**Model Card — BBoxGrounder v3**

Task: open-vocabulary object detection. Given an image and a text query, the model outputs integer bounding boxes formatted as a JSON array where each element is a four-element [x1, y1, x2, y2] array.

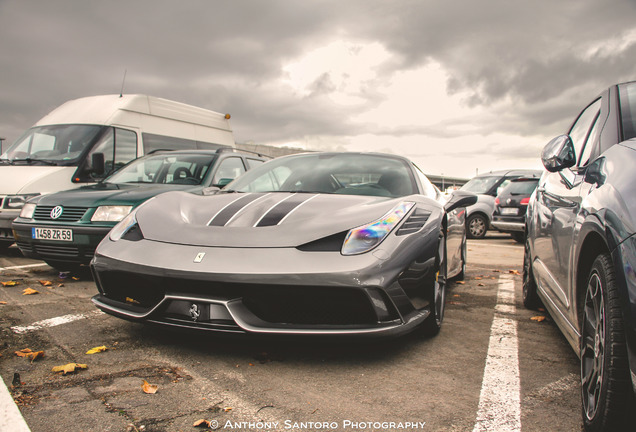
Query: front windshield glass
[[227, 153, 420, 198], [460, 175, 500, 194], [106, 153, 217, 185], [1, 125, 104, 164]]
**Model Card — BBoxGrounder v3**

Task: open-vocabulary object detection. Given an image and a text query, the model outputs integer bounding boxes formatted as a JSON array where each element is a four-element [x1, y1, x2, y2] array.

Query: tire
[[466, 214, 488, 239], [580, 253, 632, 431], [420, 230, 447, 336], [522, 238, 542, 310], [511, 231, 525, 243]]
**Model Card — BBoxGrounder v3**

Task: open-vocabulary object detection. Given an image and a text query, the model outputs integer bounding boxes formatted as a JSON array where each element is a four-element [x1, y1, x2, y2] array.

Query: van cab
[[0, 94, 235, 248]]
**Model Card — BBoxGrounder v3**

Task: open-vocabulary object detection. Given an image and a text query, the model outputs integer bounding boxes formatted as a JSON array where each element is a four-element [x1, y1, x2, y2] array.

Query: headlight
[[342, 202, 415, 255], [20, 203, 36, 219], [4, 194, 40, 210], [109, 208, 139, 241], [91, 205, 133, 222]]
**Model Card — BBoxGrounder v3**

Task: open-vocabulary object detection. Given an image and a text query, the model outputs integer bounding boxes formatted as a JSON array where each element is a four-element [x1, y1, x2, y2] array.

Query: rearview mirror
[[91, 153, 105, 176], [444, 190, 477, 213], [541, 135, 576, 172]]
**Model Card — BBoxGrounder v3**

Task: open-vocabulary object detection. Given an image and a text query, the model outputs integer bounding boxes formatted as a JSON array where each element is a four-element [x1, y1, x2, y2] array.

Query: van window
[[114, 129, 138, 170], [142, 133, 228, 153]]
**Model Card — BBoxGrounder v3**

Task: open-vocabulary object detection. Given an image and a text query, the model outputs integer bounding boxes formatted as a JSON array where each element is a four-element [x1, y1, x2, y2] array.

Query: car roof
[[473, 169, 542, 178]]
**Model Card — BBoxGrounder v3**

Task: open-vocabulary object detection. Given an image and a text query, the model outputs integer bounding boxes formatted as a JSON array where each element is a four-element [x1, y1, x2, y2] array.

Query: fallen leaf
[[455, 281, 465, 285], [531, 316, 546, 322], [474, 277, 482, 280], [52, 363, 88, 375], [193, 419, 211, 428], [15, 348, 34, 357], [0, 301, 7, 305], [57, 283, 64, 288], [509, 270, 521, 275], [223, 407, 233, 412], [72, 277, 80, 281], [86, 345, 108, 355], [141, 380, 158, 394], [14, 349, 45, 363], [125, 297, 140, 305], [492, 269, 501, 273], [1, 281, 19, 287], [478, 283, 485, 286], [453, 294, 460, 298], [38, 280, 52, 286], [22, 288, 39, 295]]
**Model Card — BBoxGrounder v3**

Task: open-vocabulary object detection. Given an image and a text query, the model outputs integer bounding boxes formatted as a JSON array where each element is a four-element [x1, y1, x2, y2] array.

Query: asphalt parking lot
[[0, 233, 581, 432]]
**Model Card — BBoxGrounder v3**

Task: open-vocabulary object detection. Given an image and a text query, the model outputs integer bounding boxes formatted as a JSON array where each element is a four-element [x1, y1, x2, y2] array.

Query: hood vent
[[396, 209, 431, 236]]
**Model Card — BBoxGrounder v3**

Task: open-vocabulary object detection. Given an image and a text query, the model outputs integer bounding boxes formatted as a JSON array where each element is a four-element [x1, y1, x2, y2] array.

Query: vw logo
[[50, 206, 64, 220]]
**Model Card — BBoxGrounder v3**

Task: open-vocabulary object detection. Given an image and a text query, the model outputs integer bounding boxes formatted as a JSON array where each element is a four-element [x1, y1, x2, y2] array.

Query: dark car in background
[[523, 81, 636, 431], [491, 175, 540, 243], [459, 169, 542, 239], [12, 148, 267, 270]]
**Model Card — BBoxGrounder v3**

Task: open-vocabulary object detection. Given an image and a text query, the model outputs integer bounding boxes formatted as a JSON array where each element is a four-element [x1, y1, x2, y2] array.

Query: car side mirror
[[584, 157, 606, 186], [541, 135, 576, 172], [91, 153, 105, 176], [444, 190, 478, 213], [214, 178, 233, 187]]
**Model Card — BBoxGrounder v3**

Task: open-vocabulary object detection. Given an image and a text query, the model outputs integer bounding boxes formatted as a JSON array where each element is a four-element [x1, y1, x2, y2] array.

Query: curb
[[0, 375, 31, 432]]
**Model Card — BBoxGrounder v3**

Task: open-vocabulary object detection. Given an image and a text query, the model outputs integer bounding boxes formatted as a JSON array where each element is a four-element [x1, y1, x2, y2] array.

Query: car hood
[[35, 183, 203, 207], [135, 191, 437, 248]]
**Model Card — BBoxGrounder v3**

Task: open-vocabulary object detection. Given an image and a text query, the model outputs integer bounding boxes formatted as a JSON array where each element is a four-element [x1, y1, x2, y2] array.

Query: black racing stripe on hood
[[256, 194, 317, 227], [208, 194, 263, 226]]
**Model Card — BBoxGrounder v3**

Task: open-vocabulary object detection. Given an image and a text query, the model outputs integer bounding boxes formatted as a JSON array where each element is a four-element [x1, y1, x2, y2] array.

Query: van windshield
[[0, 125, 104, 165]]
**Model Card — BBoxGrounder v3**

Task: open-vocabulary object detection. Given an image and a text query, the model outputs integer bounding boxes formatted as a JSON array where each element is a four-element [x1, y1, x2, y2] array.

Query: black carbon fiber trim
[[208, 194, 263, 226], [256, 194, 315, 227]]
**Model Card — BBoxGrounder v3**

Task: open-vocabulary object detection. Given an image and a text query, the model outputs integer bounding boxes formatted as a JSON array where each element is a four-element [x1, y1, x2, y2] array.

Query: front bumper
[[90, 237, 436, 337], [12, 221, 111, 264], [0, 208, 19, 243]]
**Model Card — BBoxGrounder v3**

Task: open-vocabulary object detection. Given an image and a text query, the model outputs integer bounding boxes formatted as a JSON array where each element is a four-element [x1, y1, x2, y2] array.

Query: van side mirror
[[91, 153, 105, 176], [541, 135, 576, 172], [444, 190, 478, 213]]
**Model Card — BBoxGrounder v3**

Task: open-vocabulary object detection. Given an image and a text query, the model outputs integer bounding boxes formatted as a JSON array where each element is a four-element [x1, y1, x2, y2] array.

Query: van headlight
[[91, 206, 133, 222], [4, 194, 40, 210], [342, 202, 415, 255]]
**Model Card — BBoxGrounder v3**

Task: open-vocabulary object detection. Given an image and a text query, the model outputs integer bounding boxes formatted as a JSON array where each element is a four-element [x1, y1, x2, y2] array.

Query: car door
[[533, 98, 602, 313]]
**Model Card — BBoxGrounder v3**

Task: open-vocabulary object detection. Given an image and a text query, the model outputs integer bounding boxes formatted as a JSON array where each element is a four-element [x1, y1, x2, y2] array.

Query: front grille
[[34, 206, 88, 222], [97, 270, 380, 325], [34, 244, 79, 257]]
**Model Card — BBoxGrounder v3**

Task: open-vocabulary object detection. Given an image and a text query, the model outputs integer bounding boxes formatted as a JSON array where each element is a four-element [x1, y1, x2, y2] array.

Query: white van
[[0, 94, 235, 247]]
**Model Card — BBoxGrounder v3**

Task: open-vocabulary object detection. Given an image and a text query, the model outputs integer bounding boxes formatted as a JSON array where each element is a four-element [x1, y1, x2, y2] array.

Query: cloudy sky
[[1, 1, 635, 178]]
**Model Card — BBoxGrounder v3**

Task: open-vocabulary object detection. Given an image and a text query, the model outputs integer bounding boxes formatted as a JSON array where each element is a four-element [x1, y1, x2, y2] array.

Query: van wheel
[[580, 254, 632, 431]]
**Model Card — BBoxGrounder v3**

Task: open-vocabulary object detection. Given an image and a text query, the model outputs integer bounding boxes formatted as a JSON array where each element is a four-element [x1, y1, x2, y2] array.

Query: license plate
[[32, 227, 73, 241], [500, 207, 519, 215]]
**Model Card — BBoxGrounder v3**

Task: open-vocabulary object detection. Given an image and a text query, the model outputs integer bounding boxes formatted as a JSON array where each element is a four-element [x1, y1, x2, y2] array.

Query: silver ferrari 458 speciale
[[90, 152, 476, 338]]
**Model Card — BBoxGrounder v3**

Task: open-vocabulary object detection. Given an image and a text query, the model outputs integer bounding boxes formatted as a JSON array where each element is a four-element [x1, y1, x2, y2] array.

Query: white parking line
[[473, 274, 521, 432], [0, 263, 49, 272], [10, 310, 104, 334], [0, 375, 31, 432]]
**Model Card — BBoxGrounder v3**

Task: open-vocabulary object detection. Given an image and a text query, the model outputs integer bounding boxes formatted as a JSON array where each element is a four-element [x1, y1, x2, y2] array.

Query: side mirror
[[541, 135, 576, 172], [444, 190, 478, 213], [584, 157, 606, 186], [214, 178, 233, 187], [91, 153, 105, 176]]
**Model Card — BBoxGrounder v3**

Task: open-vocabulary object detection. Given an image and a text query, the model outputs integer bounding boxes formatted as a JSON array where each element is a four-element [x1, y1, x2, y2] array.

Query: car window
[[569, 98, 601, 166], [246, 158, 265, 169], [496, 179, 512, 196], [213, 157, 246, 185], [107, 153, 216, 185], [501, 179, 539, 195], [618, 82, 636, 141], [460, 175, 500, 194]]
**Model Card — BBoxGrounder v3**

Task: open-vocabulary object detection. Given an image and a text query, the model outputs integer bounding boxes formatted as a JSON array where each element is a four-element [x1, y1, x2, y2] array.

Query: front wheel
[[420, 231, 447, 336], [466, 214, 488, 239], [580, 253, 632, 431]]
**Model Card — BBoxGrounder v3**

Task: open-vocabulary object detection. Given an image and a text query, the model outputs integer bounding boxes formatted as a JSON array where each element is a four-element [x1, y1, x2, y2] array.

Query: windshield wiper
[[11, 158, 58, 166]]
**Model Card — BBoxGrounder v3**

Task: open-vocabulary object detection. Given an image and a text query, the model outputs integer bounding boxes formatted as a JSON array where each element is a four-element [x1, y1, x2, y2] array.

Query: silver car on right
[[524, 81, 636, 431]]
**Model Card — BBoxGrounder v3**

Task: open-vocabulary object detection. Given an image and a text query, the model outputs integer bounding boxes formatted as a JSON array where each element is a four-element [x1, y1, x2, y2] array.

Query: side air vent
[[296, 231, 348, 252], [396, 209, 431, 236]]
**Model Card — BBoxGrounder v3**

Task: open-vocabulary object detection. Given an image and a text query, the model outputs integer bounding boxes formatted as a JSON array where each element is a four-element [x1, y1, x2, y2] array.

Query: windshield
[[1, 125, 104, 164], [500, 179, 539, 195], [460, 175, 500, 194], [106, 153, 217, 185], [226, 153, 419, 198]]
